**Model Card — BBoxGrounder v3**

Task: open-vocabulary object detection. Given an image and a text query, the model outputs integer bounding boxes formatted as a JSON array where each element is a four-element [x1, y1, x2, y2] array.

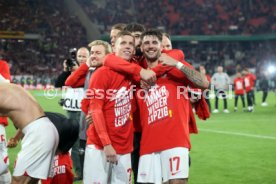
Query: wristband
[[176, 62, 184, 70]]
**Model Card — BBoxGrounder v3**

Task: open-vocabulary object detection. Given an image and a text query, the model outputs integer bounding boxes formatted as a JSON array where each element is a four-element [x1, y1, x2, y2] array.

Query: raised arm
[[65, 63, 89, 87], [151, 49, 185, 77], [159, 53, 209, 89], [103, 54, 156, 83]]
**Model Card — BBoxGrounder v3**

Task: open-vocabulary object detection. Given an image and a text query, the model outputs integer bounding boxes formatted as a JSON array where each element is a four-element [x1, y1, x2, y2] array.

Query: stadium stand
[[77, 0, 275, 35], [0, 0, 87, 84]]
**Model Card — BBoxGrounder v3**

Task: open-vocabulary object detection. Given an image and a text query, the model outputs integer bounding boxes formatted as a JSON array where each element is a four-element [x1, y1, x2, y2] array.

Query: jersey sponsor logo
[[145, 85, 169, 124]]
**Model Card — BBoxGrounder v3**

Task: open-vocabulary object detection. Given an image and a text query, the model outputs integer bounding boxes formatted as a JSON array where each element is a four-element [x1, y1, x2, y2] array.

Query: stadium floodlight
[[267, 65, 276, 74]]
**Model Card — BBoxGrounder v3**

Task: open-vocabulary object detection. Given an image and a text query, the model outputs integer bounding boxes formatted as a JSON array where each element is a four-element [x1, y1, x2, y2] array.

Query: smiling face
[[90, 45, 106, 62], [141, 35, 162, 62], [114, 34, 135, 61]]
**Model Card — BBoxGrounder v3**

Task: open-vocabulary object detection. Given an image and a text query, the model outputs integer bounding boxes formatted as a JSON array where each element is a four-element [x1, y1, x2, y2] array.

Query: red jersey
[[0, 60, 11, 126], [136, 54, 196, 155], [41, 152, 73, 184], [234, 77, 245, 95], [244, 73, 255, 92], [137, 77, 191, 156], [0, 60, 11, 81], [86, 62, 134, 154], [249, 72, 256, 84]]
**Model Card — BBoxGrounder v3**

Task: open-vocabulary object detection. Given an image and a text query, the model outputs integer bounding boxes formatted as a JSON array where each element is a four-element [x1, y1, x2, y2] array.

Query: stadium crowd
[[78, 0, 276, 35], [0, 0, 87, 79]]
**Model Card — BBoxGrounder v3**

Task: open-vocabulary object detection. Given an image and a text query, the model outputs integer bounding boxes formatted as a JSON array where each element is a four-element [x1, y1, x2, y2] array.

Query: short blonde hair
[[111, 23, 127, 31], [88, 40, 112, 54]]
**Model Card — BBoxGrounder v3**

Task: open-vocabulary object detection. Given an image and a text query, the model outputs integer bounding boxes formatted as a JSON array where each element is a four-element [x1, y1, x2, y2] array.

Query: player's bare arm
[[7, 129, 24, 148], [159, 53, 209, 89], [179, 65, 209, 89]]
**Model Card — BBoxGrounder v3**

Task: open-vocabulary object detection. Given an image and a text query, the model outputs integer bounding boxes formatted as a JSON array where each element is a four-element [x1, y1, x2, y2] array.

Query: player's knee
[[11, 175, 39, 184], [169, 178, 188, 184]]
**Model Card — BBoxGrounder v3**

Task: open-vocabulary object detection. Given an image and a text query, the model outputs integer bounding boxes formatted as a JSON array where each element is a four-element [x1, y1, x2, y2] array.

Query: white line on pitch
[[199, 128, 276, 140]]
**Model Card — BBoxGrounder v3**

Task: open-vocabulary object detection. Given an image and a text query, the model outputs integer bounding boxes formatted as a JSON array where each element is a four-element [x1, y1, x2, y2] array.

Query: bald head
[[77, 47, 89, 65]]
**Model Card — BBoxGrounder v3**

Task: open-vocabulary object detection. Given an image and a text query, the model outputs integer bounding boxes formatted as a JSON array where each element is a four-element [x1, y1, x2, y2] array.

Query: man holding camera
[[55, 47, 89, 181]]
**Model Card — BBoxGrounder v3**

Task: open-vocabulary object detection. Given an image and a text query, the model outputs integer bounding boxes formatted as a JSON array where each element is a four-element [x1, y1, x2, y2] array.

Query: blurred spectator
[[259, 72, 269, 106], [211, 66, 231, 113], [242, 68, 256, 112], [233, 71, 246, 112]]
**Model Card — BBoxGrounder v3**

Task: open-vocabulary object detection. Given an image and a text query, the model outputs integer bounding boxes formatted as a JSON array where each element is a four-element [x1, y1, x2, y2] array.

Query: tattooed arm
[[159, 53, 209, 89]]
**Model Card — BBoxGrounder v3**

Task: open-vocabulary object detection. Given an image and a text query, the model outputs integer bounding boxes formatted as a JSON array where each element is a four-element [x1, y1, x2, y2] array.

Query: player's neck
[[146, 59, 158, 69]]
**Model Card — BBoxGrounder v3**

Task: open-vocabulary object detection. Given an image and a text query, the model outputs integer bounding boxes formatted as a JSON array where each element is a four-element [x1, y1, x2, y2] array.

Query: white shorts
[[83, 145, 132, 184], [13, 117, 59, 180], [138, 147, 189, 183], [0, 124, 9, 174]]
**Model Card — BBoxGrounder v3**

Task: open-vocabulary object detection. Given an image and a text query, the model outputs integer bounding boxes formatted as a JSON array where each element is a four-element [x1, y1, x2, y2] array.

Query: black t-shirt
[[45, 112, 79, 153]]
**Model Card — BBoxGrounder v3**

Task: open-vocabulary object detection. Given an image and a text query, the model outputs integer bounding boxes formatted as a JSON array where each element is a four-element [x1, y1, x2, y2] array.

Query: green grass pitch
[[6, 90, 276, 184]]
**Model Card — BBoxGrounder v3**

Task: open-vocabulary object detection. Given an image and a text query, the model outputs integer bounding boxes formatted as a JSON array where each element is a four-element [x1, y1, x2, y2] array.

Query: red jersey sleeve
[[188, 103, 198, 134], [103, 54, 142, 82], [0, 60, 10, 126], [81, 98, 89, 114], [0, 60, 11, 81], [152, 49, 185, 77], [150, 50, 196, 87], [193, 97, 210, 120], [65, 63, 89, 87], [88, 68, 111, 146]]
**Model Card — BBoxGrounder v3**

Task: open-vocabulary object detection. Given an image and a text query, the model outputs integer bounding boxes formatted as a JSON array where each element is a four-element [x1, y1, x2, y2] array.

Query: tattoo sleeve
[[179, 65, 209, 89]]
